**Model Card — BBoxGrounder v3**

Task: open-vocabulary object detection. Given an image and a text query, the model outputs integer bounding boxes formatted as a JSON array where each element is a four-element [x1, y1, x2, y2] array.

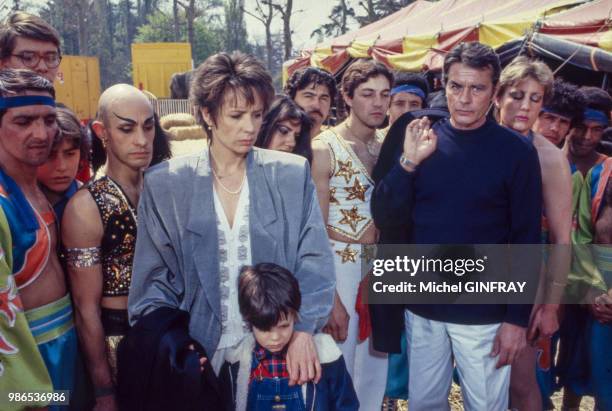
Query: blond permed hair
[[496, 56, 554, 104]]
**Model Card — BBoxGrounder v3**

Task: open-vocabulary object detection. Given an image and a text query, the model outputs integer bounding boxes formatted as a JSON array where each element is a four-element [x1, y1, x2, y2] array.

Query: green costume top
[[0, 207, 53, 409]]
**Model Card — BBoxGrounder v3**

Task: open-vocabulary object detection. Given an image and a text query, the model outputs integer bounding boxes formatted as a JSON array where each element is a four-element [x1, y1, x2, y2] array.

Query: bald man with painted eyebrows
[[62, 84, 170, 411]]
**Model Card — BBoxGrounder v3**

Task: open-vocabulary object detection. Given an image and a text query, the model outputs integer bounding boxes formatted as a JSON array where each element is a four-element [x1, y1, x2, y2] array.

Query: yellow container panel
[[131, 43, 192, 98], [54, 56, 101, 120]]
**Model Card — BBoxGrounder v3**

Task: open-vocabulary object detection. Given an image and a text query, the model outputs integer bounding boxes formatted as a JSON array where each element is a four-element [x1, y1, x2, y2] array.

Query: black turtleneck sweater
[[372, 118, 542, 326]]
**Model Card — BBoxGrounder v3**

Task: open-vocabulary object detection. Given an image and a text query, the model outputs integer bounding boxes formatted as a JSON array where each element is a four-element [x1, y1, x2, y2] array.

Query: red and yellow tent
[[284, 0, 612, 80]]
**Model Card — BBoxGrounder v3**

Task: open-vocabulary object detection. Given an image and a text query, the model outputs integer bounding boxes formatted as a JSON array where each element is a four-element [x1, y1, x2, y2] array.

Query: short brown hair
[[0, 12, 61, 60], [496, 56, 554, 103], [238, 263, 301, 331], [189, 51, 275, 139], [341, 59, 393, 99]]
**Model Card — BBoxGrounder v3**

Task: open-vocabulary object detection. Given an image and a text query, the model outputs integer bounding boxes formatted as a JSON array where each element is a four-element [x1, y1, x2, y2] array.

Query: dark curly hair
[[541, 79, 585, 127], [255, 95, 313, 163], [579, 86, 612, 121], [284, 66, 337, 102]]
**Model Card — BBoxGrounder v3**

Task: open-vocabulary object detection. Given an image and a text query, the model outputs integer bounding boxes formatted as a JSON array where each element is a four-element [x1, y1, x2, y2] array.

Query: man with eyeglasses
[[0, 12, 62, 83]]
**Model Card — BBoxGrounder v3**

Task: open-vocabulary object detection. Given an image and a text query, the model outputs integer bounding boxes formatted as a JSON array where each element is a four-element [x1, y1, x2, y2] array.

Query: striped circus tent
[[284, 0, 612, 80]]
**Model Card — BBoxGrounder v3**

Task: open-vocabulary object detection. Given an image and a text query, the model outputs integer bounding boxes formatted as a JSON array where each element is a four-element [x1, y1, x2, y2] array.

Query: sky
[[17, 0, 359, 53], [243, 0, 359, 51]]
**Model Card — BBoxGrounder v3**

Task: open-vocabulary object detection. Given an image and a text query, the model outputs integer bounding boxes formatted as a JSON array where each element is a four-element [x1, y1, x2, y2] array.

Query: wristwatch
[[399, 153, 417, 170]]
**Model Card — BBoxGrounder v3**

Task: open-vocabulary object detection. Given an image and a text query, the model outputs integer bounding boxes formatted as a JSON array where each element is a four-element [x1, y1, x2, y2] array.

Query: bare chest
[[343, 140, 378, 176]]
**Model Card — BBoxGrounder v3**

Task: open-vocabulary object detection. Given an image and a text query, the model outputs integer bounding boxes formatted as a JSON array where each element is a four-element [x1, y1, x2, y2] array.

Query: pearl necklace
[[211, 166, 246, 195]]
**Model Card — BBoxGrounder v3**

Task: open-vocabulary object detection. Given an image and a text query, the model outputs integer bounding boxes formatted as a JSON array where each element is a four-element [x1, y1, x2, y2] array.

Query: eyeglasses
[[11, 51, 62, 69]]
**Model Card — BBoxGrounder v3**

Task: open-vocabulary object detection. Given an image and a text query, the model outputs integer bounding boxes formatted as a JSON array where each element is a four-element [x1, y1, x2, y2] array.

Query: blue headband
[[583, 108, 609, 126], [0, 95, 56, 109], [540, 106, 571, 121], [390, 84, 426, 100]]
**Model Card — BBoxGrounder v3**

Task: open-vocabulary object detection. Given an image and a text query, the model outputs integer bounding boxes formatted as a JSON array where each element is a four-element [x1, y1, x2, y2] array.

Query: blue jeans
[[247, 376, 305, 411]]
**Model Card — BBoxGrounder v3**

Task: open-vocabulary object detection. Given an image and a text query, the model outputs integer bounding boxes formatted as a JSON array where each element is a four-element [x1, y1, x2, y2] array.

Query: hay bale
[[160, 113, 197, 130], [166, 125, 206, 141]]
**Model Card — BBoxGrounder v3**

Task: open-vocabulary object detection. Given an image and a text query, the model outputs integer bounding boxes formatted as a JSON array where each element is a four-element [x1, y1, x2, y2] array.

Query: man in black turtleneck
[[372, 42, 542, 411]]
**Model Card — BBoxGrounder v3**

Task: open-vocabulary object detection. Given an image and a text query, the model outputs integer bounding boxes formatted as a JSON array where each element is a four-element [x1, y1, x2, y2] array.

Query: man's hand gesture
[[401, 117, 438, 171]]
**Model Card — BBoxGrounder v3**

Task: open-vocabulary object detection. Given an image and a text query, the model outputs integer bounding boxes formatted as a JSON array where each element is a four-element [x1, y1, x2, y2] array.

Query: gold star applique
[[338, 206, 367, 233], [329, 187, 340, 205], [335, 243, 359, 264], [335, 160, 359, 184], [344, 179, 370, 202]]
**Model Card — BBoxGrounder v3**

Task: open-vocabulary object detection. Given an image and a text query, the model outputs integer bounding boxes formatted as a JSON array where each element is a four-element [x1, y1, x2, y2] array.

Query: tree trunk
[[77, 0, 89, 54], [187, 0, 195, 50], [341, 0, 348, 33], [282, 0, 292, 60], [125, 0, 134, 44], [173, 0, 180, 41]]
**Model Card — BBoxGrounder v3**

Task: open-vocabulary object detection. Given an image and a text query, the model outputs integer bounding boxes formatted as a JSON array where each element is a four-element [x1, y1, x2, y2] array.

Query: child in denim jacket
[[219, 263, 358, 411]]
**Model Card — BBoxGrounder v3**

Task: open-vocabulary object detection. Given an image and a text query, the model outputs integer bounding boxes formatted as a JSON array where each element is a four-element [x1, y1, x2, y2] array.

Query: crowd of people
[[0, 10, 610, 411]]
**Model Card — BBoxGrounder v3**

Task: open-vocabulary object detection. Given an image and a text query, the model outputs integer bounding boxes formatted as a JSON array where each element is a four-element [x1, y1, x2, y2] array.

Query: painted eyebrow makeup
[[112, 112, 154, 124]]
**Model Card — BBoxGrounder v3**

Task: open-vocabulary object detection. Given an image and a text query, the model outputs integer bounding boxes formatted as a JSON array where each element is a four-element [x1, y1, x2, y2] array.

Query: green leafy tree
[[224, 0, 249, 52], [135, 10, 223, 66]]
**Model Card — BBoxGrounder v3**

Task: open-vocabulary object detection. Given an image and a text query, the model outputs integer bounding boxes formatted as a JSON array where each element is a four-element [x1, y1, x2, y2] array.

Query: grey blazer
[[128, 147, 336, 355]]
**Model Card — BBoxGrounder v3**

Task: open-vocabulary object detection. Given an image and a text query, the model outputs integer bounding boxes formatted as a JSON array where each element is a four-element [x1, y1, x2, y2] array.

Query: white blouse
[[214, 178, 252, 350]]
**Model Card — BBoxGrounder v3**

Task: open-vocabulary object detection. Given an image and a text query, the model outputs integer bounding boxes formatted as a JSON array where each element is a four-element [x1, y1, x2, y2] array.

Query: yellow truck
[[131, 42, 193, 98], [54, 55, 101, 120]]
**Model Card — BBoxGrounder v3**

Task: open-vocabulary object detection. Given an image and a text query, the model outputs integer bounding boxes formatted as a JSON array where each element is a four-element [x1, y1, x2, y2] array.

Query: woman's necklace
[[211, 167, 246, 195]]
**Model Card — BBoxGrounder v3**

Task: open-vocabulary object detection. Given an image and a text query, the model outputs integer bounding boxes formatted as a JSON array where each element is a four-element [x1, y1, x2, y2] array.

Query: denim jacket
[[219, 333, 359, 411]]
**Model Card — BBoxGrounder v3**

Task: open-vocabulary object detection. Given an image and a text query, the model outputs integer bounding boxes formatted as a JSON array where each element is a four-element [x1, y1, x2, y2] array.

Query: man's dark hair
[[579, 86, 612, 121], [0, 12, 61, 60], [238, 263, 301, 331], [0, 68, 55, 124], [341, 59, 394, 98], [189, 51, 275, 140], [443, 42, 501, 87], [393, 72, 429, 100], [284, 66, 337, 102], [542, 79, 585, 127]]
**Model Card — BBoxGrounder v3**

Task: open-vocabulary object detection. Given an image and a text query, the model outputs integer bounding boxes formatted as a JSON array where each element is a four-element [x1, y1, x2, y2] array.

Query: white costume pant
[[332, 240, 388, 411], [405, 310, 510, 411]]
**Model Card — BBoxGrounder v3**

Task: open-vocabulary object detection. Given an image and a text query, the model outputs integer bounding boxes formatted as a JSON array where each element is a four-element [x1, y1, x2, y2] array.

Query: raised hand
[[401, 117, 438, 170]]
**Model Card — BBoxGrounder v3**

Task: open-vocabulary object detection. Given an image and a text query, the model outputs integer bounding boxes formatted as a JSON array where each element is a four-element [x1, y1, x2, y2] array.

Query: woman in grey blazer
[[128, 51, 336, 386]]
